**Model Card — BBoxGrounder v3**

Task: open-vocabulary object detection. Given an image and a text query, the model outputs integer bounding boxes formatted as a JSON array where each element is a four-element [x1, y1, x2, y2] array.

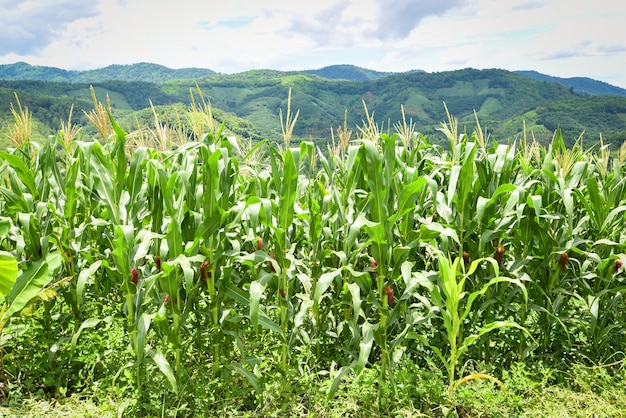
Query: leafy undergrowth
[[1, 358, 624, 417]]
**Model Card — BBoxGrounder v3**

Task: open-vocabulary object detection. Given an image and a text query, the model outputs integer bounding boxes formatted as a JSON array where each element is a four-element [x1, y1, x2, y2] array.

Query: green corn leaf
[[461, 275, 528, 323], [127, 147, 147, 206], [107, 110, 128, 199], [361, 140, 387, 223], [168, 255, 195, 291], [347, 282, 362, 325], [347, 213, 373, 253], [112, 225, 134, 279], [137, 312, 155, 366], [90, 143, 119, 224], [419, 223, 460, 246], [0, 251, 18, 297], [146, 347, 178, 393], [258, 313, 283, 338], [63, 159, 80, 222], [327, 364, 353, 399], [249, 280, 265, 329], [70, 316, 109, 354], [279, 147, 301, 233], [447, 165, 461, 207], [226, 283, 249, 306], [389, 177, 427, 224], [601, 205, 626, 233], [0, 151, 37, 197], [76, 260, 102, 306], [458, 320, 530, 357], [313, 269, 342, 312], [356, 321, 377, 373], [228, 364, 259, 393], [0, 186, 30, 214], [2, 259, 50, 323]]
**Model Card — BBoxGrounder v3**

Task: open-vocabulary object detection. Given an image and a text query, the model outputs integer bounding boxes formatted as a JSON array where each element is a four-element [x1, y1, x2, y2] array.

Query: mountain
[[2, 62, 625, 96], [1, 64, 626, 150], [174, 67, 599, 143], [514, 70, 626, 97], [0, 62, 216, 83], [302, 65, 395, 81]]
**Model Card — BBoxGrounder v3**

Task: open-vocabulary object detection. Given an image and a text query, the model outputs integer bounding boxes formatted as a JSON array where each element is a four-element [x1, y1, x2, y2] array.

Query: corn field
[[0, 97, 625, 412]]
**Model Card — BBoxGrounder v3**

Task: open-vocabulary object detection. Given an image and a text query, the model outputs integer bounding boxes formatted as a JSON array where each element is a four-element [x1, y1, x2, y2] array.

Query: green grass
[[2, 360, 624, 417]]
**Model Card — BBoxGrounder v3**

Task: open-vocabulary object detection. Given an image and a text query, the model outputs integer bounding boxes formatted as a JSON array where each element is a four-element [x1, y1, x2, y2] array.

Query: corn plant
[[415, 251, 530, 396], [1, 93, 626, 414]]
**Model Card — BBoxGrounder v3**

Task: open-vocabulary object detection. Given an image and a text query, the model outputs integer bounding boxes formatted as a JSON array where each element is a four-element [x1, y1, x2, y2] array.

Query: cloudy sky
[[1, 0, 625, 87]]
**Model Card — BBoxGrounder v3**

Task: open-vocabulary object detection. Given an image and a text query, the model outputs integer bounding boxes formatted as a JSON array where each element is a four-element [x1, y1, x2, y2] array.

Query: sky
[[1, 0, 625, 88]]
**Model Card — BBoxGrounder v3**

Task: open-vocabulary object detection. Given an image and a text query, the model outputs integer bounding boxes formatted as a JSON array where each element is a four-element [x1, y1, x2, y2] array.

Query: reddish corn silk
[[462, 251, 470, 266], [155, 256, 161, 271], [614, 259, 623, 274], [164, 294, 171, 304], [200, 260, 210, 286], [268, 253, 276, 272], [279, 288, 286, 298], [371, 259, 378, 270], [495, 246, 505, 269], [131, 268, 139, 285], [384, 285, 394, 305], [257, 237, 264, 251], [559, 252, 569, 271]]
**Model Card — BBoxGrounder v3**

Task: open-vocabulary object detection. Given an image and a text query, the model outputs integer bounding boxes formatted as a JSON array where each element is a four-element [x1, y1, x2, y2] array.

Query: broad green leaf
[[76, 260, 102, 306], [127, 147, 147, 206], [361, 141, 387, 223], [249, 280, 265, 329], [137, 312, 155, 366], [228, 364, 259, 393], [258, 313, 283, 338], [112, 225, 134, 278], [0, 151, 37, 197], [327, 365, 353, 398], [70, 317, 108, 353], [356, 321, 377, 373], [64, 158, 80, 222], [90, 144, 119, 224], [0, 251, 18, 297], [226, 283, 249, 306], [458, 320, 530, 357], [313, 269, 342, 308], [461, 275, 528, 323], [420, 223, 460, 245], [2, 259, 50, 322], [146, 347, 178, 393], [347, 282, 362, 324], [0, 186, 30, 213], [347, 213, 374, 252]]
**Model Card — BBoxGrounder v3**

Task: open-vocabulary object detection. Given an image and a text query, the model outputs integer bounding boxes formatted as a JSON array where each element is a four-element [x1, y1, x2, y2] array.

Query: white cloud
[[0, 0, 625, 87], [0, 0, 100, 54]]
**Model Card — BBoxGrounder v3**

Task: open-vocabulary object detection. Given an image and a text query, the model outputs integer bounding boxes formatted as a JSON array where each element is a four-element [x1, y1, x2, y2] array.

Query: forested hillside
[[0, 62, 215, 83], [1, 64, 626, 149]]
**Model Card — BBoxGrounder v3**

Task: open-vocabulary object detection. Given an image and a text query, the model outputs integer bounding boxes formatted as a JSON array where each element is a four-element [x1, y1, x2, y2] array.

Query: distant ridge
[[514, 70, 626, 97], [2, 64, 626, 150], [302, 64, 395, 81], [0, 62, 216, 83], [1, 62, 625, 97]]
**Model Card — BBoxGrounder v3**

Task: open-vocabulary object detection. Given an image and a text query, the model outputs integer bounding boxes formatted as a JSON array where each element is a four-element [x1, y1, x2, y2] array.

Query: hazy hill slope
[[1, 65, 626, 149], [514, 70, 626, 97], [302, 65, 394, 81], [0, 62, 215, 83], [162, 67, 583, 142]]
